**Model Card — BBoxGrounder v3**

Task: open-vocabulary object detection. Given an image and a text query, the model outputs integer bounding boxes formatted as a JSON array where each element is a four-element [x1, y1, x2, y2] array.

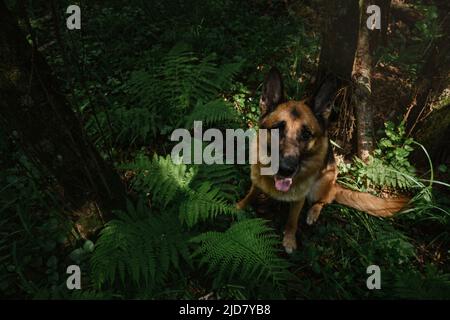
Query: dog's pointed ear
[[260, 67, 285, 117], [309, 78, 338, 124]]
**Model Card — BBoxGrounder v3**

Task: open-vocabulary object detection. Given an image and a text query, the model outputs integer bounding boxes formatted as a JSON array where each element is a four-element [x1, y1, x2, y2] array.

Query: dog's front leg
[[236, 184, 260, 210], [283, 198, 305, 253]]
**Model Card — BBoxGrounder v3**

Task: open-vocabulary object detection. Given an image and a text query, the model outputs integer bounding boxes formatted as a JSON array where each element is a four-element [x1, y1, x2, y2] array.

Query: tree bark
[[313, 0, 360, 151], [315, 0, 360, 87], [353, 0, 376, 162], [0, 2, 126, 218]]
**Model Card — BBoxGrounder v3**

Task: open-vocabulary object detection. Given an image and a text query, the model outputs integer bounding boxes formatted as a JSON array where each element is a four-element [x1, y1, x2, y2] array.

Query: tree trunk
[[313, 0, 360, 151], [315, 0, 360, 87], [0, 2, 126, 218], [353, 0, 375, 162], [405, 0, 450, 135]]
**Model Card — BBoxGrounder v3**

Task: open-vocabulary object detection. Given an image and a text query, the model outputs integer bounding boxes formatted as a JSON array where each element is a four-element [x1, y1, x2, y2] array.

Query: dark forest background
[[0, 0, 449, 299]]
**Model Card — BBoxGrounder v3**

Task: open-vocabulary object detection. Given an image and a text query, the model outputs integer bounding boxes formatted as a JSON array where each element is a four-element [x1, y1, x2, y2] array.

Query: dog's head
[[259, 67, 337, 192]]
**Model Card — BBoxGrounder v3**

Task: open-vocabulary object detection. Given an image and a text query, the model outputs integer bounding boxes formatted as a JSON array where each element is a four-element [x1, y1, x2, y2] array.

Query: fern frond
[[354, 156, 416, 191], [191, 163, 243, 201], [122, 154, 194, 207], [184, 99, 239, 128], [122, 154, 239, 227], [190, 219, 292, 287], [91, 200, 191, 289], [179, 182, 239, 227], [118, 43, 243, 142]]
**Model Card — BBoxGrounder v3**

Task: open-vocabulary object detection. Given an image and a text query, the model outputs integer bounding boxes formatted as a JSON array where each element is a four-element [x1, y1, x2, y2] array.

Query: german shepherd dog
[[237, 68, 408, 253]]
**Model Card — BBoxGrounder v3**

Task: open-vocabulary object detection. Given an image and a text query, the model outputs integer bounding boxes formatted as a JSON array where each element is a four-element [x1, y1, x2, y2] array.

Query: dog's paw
[[282, 233, 297, 254], [306, 207, 321, 225], [306, 212, 319, 225]]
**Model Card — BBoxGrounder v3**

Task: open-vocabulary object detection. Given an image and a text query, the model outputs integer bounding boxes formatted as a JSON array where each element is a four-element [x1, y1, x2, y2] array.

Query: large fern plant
[[122, 154, 240, 227], [191, 219, 293, 290], [89, 152, 296, 298], [338, 121, 417, 192], [87, 42, 296, 299], [91, 200, 191, 289], [95, 43, 243, 145]]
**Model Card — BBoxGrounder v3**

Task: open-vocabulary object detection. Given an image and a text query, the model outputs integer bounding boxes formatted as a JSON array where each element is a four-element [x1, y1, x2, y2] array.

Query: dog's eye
[[300, 127, 313, 141]]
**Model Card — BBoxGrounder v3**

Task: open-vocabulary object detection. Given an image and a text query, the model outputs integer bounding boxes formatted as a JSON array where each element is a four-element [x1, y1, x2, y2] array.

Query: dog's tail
[[334, 184, 409, 217]]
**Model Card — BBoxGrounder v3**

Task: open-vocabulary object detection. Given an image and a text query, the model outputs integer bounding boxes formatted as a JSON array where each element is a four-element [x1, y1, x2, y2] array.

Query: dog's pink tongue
[[274, 176, 293, 192]]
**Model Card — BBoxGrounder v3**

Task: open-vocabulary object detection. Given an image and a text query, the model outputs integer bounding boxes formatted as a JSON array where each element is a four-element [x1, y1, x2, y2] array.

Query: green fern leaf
[[91, 200, 191, 289], [179, 182, 238, 227], [190, 219, 292, 287], [185, 99, 239, 128]]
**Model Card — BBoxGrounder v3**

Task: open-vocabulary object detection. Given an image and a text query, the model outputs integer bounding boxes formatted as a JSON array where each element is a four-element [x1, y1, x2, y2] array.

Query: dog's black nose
[[278, 156, 298, 177]]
